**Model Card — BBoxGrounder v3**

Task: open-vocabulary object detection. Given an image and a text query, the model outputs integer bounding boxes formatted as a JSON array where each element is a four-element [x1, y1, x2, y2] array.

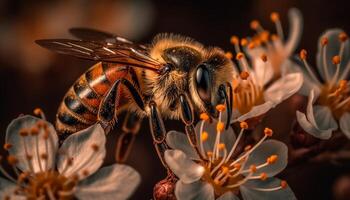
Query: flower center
[[318, 81, 350, 120], [196, 107, 277, 197], [17, 171, 77, 200]]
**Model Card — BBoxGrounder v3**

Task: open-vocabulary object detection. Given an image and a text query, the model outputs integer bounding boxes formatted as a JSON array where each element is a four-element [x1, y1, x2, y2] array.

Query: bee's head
[[189, 47, 235, 119]]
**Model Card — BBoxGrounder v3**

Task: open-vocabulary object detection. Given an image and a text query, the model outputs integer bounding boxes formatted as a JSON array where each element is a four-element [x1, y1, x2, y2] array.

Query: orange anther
[[339, 32, 348, 42], [200, 113, 210, 121], [250, 20, 260, 30], [260, 31, 270, 42], [19, 129, 28, 137], [240, 71, 250, 80], [3, 143, 12, 150], [236, 52, 245, 60], [234, 163, 241, 170], [91, 144, 99, 152], [240, 121, 248, 129], [221, 166, 229, 174], [299, 49, 307, 60], [248, 42, 255, 49], [201, 131, 209, 141], [7, 155, 18, 165], [321, 37, 328, 46], [207, 151, 213, 157], [241, 38, 248, 46], [270, 12, 280, 22], [281, 180, 288, 189], [216, 104, 226, 112], [339, 80, 348, 90], [33, 108, 43, 116], [250, 165, 257, 173], [332, 55, 341, 65], [267, 155, 278, 164], [264, 128, 273, 137], [225, 51, 233, 60], [230, 36, 239, 45], [218, 143, 226, 150], [217, 122, 225, 132], [261, 54, 268, 62], [271, 34, 279, 41], [30, 127, 39, 136], [260, 172, 267, 180]]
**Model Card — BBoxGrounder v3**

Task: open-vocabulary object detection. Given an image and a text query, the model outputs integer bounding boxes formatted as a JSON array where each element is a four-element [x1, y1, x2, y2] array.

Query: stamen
[[270, 12, 284, 40], [299, 49, 321, 85], [264, 128, 273, 137], [240, 38, 248, 46], [261, 54, 268, 62], [225, 51, 233, 60], [216, 104, 226, 112], [3, 143, 12, 150], [199, 119, 208, 159], [331, 55, 342, 86], [225, 123, 246, 163], [33, 108, 46, 120], [250, 20, 263, 32], [32, 127, 44, 172], [226, 166, 255, 188], [231, 36, 241, 53], [321, 37, 331, 82], [240, 71, 250, 80], [200, 113, 210, 121], [20, 131, 34, 172], [7, 155, 20, 176], [339, 32, 348, 42], [267, 155, 278, 164]]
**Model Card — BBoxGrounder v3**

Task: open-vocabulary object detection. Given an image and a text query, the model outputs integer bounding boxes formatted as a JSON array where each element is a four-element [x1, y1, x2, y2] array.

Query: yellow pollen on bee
[[261, 54, 268, 62], [91, 144, 99, 152], [267, 155, 278, 164], [260, 172, 267, 181], [201, 131, 209, 141], [200, 113, 210, 121], [281, 180, 288, 189], [250, 20, 260, 30], [30, 127, 39, 136], [240, 121, 248, 129], [230, 36, 239, 45], [216, 104, 226, 112], [234, 163, 241, 170], [299, 49, 307, 60], [221, 166, 229, 174], [241, 38, 248, 46], [225, 51, 233, 60], [3, 143, 12, 150], [240, 71, 250, 80], [321, 37, 329, 46], [264, 128, 273, 137], [236, 52, 245, 60], [332, 55, 341, 65], [270, 12, 280, 22], [217, 122, 225, 132], [244, 145, 252, 151], [19, 129, 29, 137], [218, 143, 226, 151], [7, 155, 18, 165], [339, 32, 348, 42], [249, 165, 257, 173]]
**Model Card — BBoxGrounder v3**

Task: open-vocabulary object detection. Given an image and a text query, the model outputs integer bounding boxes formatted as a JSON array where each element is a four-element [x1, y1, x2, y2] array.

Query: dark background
[[1, 0, 350, 199]]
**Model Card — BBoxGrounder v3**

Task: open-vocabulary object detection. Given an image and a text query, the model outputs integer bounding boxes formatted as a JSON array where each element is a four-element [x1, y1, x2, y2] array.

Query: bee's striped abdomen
[[56, 62, 129, 135]]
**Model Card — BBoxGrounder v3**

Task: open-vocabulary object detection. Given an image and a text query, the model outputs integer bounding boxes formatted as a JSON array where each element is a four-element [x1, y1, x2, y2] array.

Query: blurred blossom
[[164, 105, 295, 200], [0, 0, 154, 73], [0, 115, 140, 200], [227, 37, 303, 124], [333, 174, 350, 200], [246, 8, 303, 78], [292, 29, 350, 140]]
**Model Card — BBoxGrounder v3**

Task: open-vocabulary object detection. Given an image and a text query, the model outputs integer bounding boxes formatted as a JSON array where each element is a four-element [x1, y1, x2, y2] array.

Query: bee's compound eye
[[195, 64, 211, 102]]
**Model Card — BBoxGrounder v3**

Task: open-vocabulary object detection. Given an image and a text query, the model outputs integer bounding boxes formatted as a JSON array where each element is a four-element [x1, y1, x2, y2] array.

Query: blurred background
[[0, 0, 350, 199]]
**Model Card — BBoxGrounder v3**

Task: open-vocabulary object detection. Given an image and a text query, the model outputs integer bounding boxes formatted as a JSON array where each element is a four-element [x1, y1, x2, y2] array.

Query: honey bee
[[36, 28, 234, 164]]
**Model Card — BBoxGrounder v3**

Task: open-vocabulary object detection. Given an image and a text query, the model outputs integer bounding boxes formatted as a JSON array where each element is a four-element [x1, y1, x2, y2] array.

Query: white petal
[[164, 150, 204, 184], [217, 192, 240, 200], [252, 58, 274, 87], [316, 29, 350, 81], [285, 8, 303, 56], [57, 124, 106, 178], [305, 90, 318, 127], [194, 120, 236, 156], [5, 115, 58, 173], [243, 140, 288, 177], [296, 111, 334, 140], [313, 105, 338, 131], [175, 180, 214, 200], [339, 112, 350, 139], [240, 178, 297, 200], [265, 73, 303, 103], [234, 101, 275, 122], [166, 131, 199, 160], [75, 164, 140, 200]]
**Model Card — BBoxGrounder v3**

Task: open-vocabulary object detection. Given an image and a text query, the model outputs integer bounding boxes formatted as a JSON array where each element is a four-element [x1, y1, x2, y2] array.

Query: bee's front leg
[[148, 101, 170, 168]]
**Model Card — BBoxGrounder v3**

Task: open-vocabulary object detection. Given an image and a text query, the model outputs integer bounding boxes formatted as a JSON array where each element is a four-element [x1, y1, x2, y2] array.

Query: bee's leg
[[98, 78, 145, 134], [179, 94, 206, 160], [115, 112, 143, 163], [218, 83, 233, 129], [148, 101, 170, 168]]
